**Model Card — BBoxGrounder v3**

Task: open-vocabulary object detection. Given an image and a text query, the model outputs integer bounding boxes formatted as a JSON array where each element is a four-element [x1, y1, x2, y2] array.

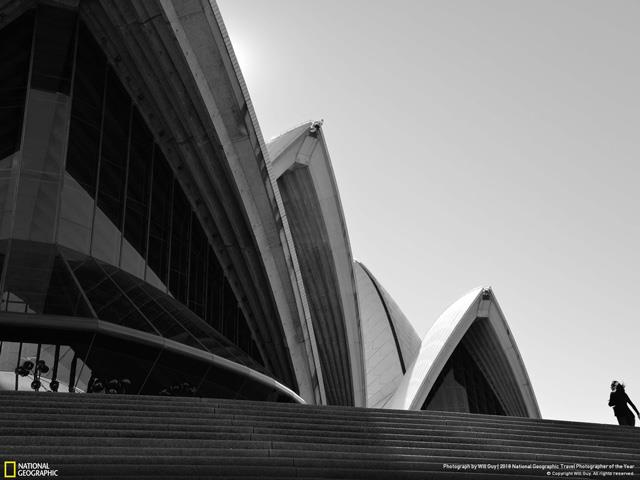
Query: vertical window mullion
[[89, 64, 109, 255], [143, 143, 155, 274], [184, 208, 192, 302], [164, 173, 174, 291], [202, 245, 209, 322], [119, 102, 134, 267]]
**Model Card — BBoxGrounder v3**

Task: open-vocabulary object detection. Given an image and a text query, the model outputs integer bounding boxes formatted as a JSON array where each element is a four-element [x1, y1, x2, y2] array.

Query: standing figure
[[609, 380, 640, 426]]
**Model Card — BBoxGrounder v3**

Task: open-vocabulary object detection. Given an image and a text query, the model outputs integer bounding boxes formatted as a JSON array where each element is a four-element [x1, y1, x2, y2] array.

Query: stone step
[[0, 434, 631, 457], [1, 422, 636, 451], [2, 408, 635, 447], [1, 392, 635, 479], [0, 459, 609, 479], [0, 391, 624, 432], [0, 413, 633, 442], [1, 421, 638, 451], [2, 444, 638, 463], [0, 403, 630, 438]]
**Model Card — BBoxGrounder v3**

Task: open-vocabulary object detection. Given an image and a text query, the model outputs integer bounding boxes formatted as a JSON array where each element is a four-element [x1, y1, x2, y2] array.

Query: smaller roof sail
[[354, 261, 421, 408], [388, 287, 540, 418]]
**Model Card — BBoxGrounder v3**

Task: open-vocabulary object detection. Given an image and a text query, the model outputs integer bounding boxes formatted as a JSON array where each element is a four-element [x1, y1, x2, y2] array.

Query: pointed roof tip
[[464, 285, 494, 299], [457, 286, 485, 301], [266, 121, 317, 161], [309, 119, 324, 132], [266, 119, 325, 144], [266, 121, 314, 144]]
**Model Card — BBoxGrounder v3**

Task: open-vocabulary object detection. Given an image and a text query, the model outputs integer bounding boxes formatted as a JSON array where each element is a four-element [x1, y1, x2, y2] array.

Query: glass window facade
[[30, 6, 76, 95], [14, 7, 76, 244], [0, 327, 293, 402], [0, 241, 92, 317], [0, 8, 266, 383], [0, 11, 33, 162], [0, 239, 266, 374]]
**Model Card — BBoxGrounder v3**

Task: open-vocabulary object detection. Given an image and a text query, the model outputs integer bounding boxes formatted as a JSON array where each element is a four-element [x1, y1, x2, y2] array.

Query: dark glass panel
[[91, 206, 121, 265], [84, 334, 159, 395], [237, 379, 284, 403], [122, 109, 152, 257], [63, 246, 268, 369], [247, 333, 262, 366], [65, 119, 101, 194], [109, 264, 264, 371], [237, 310, 260, 361], [147, 150, 173, 285], [222, 280, 238, 343], [152, 292, 267, 374], [71, 257, 157, 334], [66, 254, 103, 289], [0, 173, 16, 240], [66, 23, 106, 195], [205, 250, 224, 331], [198, 365, 283, 401], [198, 365, 247, 400], [30, 6, 76, 94], [0, 12, 34, 160], [237, 312, 248, 353], [70, 24, 106, 129], [0, 239, 7, 294], [153, 294, 222, 351], [41, 255, 93, 316], [168, 182, 190, 302], [140, 350, 208, 397], [0, 240, 92, 316], [109, 268, 205, 351], [188, 214, 207, 317], [97, 69, 130, 229]]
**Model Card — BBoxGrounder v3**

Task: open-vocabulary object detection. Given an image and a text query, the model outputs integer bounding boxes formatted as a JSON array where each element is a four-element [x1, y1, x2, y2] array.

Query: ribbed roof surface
[[267, 122, 365, 406]]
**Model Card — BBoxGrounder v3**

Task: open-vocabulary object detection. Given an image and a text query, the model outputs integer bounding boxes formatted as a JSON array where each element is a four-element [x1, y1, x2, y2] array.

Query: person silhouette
[[609, 380, 640, 426]]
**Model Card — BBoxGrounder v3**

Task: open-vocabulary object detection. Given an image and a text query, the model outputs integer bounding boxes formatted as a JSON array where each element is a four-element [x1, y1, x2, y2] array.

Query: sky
[[217, 0, 640, 425]]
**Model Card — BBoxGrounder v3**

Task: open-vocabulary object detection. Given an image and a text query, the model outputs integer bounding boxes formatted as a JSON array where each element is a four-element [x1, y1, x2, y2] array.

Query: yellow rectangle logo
[[4, 461, 16, 479]]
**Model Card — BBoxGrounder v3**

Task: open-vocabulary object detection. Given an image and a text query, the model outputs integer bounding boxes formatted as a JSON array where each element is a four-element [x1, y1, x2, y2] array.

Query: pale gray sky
[[218, 0, 640, 424]]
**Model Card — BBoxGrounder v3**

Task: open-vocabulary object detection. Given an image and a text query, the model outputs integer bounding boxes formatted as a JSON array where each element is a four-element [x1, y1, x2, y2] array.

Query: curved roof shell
[[42, 0, 327, 403], [388, 287, 540, 417], [354, 261, 421, 408], [268, 122, 366, 406]]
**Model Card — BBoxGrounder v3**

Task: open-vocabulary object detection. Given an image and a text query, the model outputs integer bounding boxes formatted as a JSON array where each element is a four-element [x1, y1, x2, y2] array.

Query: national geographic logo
[[3, 462, 58, 477], [3, 462, 15, 479]]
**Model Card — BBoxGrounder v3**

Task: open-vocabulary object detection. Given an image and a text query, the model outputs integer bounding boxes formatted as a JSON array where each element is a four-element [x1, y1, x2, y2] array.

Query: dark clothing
[[609, 390, 636, 426], [617, 413, 636, 426]]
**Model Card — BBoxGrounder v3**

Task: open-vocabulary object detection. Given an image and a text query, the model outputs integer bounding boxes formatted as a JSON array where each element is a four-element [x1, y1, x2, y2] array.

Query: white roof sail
[[354, 261, 421, 408], [268, 122, 366, 406], [388, 287, 540, 417]]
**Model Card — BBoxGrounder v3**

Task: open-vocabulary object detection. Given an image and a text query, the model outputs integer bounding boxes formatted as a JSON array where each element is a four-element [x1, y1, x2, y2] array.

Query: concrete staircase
[[0, 391, 638, 479]]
